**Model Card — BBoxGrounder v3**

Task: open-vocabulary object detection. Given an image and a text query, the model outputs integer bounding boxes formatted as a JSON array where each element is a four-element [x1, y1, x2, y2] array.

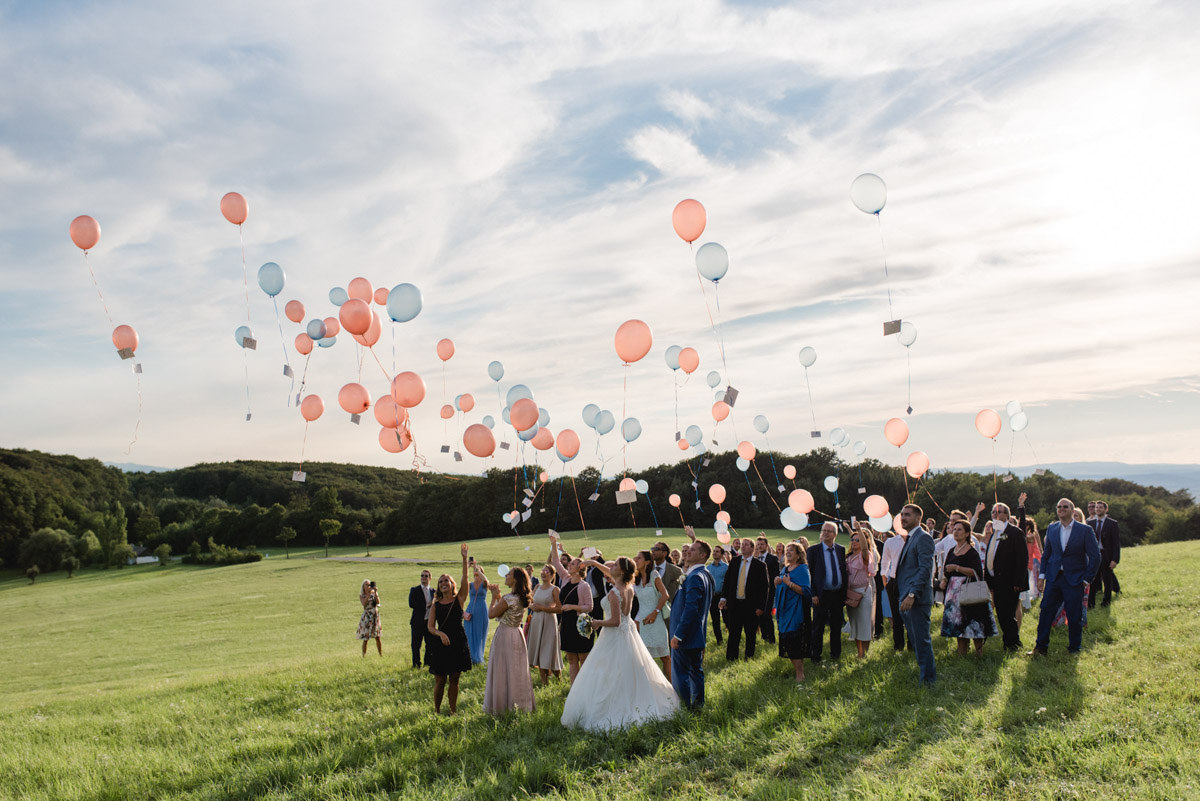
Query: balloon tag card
[[1002, 474, 1014, 482], [548, 529, 558, 538], [520, 510, 531, 522], [615, 489, 636, 505], [439, 445, 450, 453], [675, 431, 681, 441], [1035, 468, 1047, 476], [811, 431, 821, 438], [588, 492, 600, 502], [500, 442, 510, 450], [283, 365, 294, 378], [655, 529, 663, 537], [522, 498, 533, 508], [883, 320, 902, 336], [117, 347, 134, 360], [858, 487, 867, 494], [524, 489, 535, 497], [777, 484, 786, 493], [350, 414, 361, 425], [695, 501, 702, 510], [722, 387, 739, 407], [582, 547, 599, 559], [291, 471, 306, 482], [242, 337, 257, 350], [134, 363, 143, 374], [750, 494, 756, 502], [453, 452, 462, 462], [246, 413, 252, 421], [702, 459, 711, 467]]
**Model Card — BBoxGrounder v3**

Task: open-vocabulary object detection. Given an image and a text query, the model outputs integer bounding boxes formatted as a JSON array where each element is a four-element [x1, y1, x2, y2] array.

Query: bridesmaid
[[633, 550, 671, 680], [464, 561, 490, 664], [527, 564, 563, 684], [483, 566, 536, 714], [426, 544, 472, 715], [549, 535, 593, 684]]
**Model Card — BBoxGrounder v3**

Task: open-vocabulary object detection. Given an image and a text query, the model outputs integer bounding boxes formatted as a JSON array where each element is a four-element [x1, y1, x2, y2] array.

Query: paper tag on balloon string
[[1002, 474, 1014, 483], [723, 386, 739, 407], [242, 337, 257, 350], [858, 487, 866, 494], [521, 510, 531, 522], [703, 459, 710, 467], [883, 320, 902, 336], [510, 516, 520, 529], [350, 414, 361, 425], [691, 481, 698, 488], [134, 363, 143, 374], [695, 501, 702, 510], [522, 497, 533, 508], [500, 442, 510, 451], [906, 405, 913, 415], [246, 413, 252, 421], [655, 529, 663, 537], [615, 490, 636, 505], [675, 431, 681, 441], [811, 431, 821, 438], [548, 529, 558, 538], [588, 493, 600, 502], [283, 365, 294, 378], [296, 393, 302, 406], [292, 471, 306, 482], [439, 445, 450, 453], [1035, 468, 1046, 476], [751, 495, 757, 502], [118, 347, 134, 360], [524, 489, 535, 498], [453, 452, 463, 462], [777, 484, 786, 493]]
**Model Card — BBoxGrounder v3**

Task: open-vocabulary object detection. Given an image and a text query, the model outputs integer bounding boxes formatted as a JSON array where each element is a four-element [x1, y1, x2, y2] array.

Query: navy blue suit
[[670, 565, 713, 708], [1036, 521, 1101, 653], [895, 526, 936, 684]]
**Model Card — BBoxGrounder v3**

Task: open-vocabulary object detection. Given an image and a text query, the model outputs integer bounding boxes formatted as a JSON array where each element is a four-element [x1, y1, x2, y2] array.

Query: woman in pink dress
[[482, 567, 536, 714]]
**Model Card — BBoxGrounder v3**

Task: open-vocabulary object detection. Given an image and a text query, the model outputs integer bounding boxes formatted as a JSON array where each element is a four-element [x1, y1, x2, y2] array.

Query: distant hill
[[104, 462, 171, 473], [954, 462, 1200, 499]]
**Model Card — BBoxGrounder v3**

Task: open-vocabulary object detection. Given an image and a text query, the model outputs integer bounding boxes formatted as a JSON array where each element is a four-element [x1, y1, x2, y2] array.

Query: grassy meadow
[[1, 531, 1198, 800]]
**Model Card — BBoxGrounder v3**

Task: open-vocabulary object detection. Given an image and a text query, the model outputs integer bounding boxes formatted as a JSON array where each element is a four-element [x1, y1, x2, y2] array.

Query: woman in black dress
[[427, 544, 472, 714], [938, 520, 998, 654], [549, 534, 594, 685]]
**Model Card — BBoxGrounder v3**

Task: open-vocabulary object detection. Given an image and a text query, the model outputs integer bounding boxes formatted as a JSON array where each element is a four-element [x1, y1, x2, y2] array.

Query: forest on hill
[[2, 446, 1198, 575]]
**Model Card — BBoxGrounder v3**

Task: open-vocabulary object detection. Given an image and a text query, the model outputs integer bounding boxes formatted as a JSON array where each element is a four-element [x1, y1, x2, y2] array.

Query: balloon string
[[569, 473, 588, 535], [83, 251, 114, 327], [298, 352, 312, 399], [803, 367, 818, 431], [391, 323, 396, 376], [691, 255, 730, 386], [764, 435, 782, 487], [693, 455, 705, 513], [875, 213, 895, 322], [242, 346, 252, 420], [239, 225, 251, 325], [751, 460, 783, 512], [1008, 430, 1016, 473], [272, 296, 294, 403], [1023, 431, 1044, 469], [906, 348, 912, 414], [357, 343, 366, 383], [922, 485, 952, 521], [742, 469, 756, 504], [676, 507, 687, 529], [298, 420, 309, 472], [644, 494, 660, 530], [554, 474, 565, 532], [628, 501, 637, 530], [124, 365, 142, 455], [673, 373, 679, 439], [992, 439, 999, 504]]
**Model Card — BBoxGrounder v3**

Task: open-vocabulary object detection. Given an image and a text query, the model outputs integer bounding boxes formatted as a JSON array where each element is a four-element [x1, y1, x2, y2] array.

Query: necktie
[[736, 559, 748, 599], [827, 546, 840, 589]]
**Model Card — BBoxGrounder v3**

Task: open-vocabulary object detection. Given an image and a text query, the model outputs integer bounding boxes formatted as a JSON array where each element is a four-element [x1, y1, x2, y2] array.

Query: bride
[[561, 556, 680, 731]]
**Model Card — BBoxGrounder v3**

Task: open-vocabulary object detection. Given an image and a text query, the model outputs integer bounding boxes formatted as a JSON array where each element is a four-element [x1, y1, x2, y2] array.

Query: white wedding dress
[[561, 588, 680, 732]]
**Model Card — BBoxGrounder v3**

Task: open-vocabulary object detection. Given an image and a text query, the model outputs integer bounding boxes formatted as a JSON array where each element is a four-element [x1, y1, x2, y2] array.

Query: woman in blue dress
[[773, 542, 810, 684], [464, 562, 490, 664]]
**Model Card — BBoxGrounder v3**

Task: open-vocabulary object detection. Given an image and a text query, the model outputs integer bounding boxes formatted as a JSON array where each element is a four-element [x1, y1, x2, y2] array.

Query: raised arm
[[581, 559, 613, 581], [549, 535, 568, 581], [457, 544, 470, 604], [487, 582, 509, 619]]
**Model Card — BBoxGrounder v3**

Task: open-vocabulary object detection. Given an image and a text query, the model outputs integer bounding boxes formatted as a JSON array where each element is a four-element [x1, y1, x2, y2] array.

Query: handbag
[[844, 587, 864, 608], [958, 576, 992, 606]]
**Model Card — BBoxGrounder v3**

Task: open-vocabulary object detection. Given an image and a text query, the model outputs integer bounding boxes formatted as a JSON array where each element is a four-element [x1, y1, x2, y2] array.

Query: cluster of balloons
[[1006, 400, 1030, 433], [69, 215, 142, 360]]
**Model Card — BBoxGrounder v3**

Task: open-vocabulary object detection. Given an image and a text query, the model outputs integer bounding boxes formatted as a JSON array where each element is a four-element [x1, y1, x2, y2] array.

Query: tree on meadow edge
[[276, 526, 297, 559], [319, 519, 341, 557]]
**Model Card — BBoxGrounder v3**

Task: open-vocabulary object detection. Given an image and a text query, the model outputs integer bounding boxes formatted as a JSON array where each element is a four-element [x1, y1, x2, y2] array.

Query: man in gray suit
[[652, 540, 684, 602], [896, 503, 936, 686]]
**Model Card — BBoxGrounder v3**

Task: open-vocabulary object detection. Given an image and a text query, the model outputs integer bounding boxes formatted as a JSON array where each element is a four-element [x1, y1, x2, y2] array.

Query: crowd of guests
[[353, 493, 1119, 715]]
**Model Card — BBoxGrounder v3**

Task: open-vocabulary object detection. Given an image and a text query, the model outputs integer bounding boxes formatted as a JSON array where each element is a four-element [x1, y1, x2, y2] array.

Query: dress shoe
[[1027, 646, 1047, 657]]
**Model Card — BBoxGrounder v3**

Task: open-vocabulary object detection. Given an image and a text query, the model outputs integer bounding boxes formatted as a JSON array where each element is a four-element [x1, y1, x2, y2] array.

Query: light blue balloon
[[517, 423, 539, 442], [753, 414, 769, 434], [257, 262, 285, 297], [506, 384, 533, 408], [386, 283, 422, 323], [695, 242, 729, 282], [306, 319, 326, 340], [234, 325, 253, 347], [635, 479, 649, 494], [695, 442, 707, 455], [621, 417, 642, 443], [664, 345, 682, 371], [454, 394, 464, 412], [582, 403, 600, 428], [685, 424, 703, 446], [329, 287, 348, 306], [714, 390, 725, 402], [707, 371, 721, 388], [502, 407, 511, 425], [318, 335, 337, 349], [482, 415, 495, 429], [736, 457, 750, 472], [538, 408, 550, 428], [487, 360, 504, 382], [596, 410, 615, 435]]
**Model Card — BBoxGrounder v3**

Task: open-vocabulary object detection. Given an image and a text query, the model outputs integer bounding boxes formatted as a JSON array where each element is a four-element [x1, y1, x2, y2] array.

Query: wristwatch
[[906, 593, 915, 600]]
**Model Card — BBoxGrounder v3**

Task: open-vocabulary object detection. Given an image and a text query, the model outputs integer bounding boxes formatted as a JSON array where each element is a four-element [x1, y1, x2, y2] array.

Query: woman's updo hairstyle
[[614, 556, 636, 584]]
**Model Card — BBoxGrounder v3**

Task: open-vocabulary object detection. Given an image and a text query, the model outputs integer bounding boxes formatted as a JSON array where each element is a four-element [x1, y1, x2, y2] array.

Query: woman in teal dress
[[464, 565, 490, 664]]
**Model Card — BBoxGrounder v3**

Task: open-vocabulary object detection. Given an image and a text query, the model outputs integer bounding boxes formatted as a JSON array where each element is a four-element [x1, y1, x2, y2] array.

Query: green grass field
[[2, 531, 1198, 800]]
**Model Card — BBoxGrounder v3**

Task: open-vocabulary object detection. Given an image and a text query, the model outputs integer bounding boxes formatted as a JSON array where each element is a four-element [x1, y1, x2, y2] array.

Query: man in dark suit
[[807, 521, 848, 663], [651, 540, 684, 603], [718, 538, 769, 660], [754, 535, 780, 645], [985, 499, 1030, 651], [1090, 501, 1121, 607], [896, 504, 936, 685], [408, 570, 434, 668], [670, 538, 715, 709], [1032, 498, 1101, 655]]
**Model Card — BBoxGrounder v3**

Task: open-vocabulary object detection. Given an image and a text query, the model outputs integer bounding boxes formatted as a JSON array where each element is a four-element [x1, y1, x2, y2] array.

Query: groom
[[670, 538, 714, 709]]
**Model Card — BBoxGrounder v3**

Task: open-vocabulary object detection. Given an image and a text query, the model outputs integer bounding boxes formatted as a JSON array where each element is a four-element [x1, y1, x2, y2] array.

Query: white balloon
[[753, 414, 769, 434], [482, 415, 495, 429], [664, 345, 682, 371], [869, 514, 893, 533], [497, 563, 510, 577], [780, 508, 808, 532], [1010, 411, 1029, 432], [898, 321, 918, 347], [1006, 400, 1023, 417], [714, 519, 729, 535], [685, 425, 703, 446], [707, 371, 721, 388], [853, 440, 867, 456], [736, 457, 750, 472], [839, 430, 852, 447], [695, 242, 729, 282], [502, 513, 511, 523], [798, 346, 817, 368], [850, 173, 887, 214], [582, 403, 601, 428], [596, 410, 615, 435], [829, 427, 845, 446], [714, 390, 726, 402], [635, 479, 649, 494], [824, 476, 839, 492], [538, 408, 550, 428]]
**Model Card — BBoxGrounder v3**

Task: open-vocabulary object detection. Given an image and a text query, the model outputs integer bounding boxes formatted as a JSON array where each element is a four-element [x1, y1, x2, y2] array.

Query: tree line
[[2, 446, 1196, 577]]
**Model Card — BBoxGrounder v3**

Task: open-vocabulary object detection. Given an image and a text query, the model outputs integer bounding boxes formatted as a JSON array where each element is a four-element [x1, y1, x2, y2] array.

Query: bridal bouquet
[[576, 614, 594, 637]]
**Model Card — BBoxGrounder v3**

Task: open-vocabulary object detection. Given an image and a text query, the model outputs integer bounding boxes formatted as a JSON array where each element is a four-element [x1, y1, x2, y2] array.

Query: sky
[[2, 0, 1199, 482]]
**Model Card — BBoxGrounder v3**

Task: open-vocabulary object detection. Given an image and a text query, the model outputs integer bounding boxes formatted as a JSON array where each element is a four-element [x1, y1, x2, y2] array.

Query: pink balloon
[[716, 510, 731, 524], [556, 428, 581, 459], [676, 438, 689, 451], [619, 477, 637, 492], [863, 495, 889, 518], [353, 311, 381, 346], [975, 409, 1002, 439], [284, 300, 305, 323], [69, 215, 101, 251], [906, 451, 930, 479], [884, 418, 909, 448], [379, 426, 411, 454], [391, 371, 426, 408], [893, 518, 908, 536], [669, 493, 681, 508], [339, 299, 371, 336], [736, 441, 756, 461], [295, 333, 313, 355], [678, 347, 699, 374], [510, 398, 538, 432], [347, 277, 373, 303], [783, 464, 797, 480], [111, 324, 138, 353], [672, 199, 706, 243], [709, 483, 726, 505], [711, 401, 730, 422], [436, 338, 455, 361], [531, 428, 555, 451], [338, 382, 370, 415], [373, 395, 407, 429], [440, 404, 454, 420], [459, 393, 475, 412], [300, 395, 324, 422], [539, 471, 549, 483], [614, 320, 653, 364], [789, 489, 815, 514], [463, 423, 495, 458], [717, 531, 731, 544], [373, 287, 389, 306], [220, 192, 248, 225], [322, 316, 341, 338]]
